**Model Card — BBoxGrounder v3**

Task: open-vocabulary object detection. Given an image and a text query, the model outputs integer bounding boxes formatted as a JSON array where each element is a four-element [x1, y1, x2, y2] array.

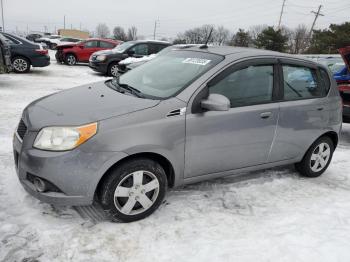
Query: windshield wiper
[[113, 76, 145, 98]]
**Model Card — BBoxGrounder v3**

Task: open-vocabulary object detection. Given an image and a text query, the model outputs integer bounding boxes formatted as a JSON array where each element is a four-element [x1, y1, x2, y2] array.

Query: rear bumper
[[13, 131, 128, 206], [31, 55, 50, 67]]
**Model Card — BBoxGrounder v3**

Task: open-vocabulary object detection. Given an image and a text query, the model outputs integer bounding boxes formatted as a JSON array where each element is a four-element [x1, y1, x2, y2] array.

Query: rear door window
[[129, 44, 149, 56], [100, 41, 115, 48], [84, 40, 98, 48], [282, 65, 326, 100]]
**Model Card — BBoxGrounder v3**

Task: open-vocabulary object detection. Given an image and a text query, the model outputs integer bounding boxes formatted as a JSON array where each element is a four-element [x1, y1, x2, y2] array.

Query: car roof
[[179, 46, 322, 66], [127, 40, 171, 45], [87, 38, 120, 43]]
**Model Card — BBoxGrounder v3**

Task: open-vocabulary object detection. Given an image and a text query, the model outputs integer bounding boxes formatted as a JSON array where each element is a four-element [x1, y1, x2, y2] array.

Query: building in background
[[57, 29, 89, 39]]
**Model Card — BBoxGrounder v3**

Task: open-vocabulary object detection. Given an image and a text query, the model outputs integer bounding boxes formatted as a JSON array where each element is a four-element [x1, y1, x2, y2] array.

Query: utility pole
[[1, 0, 4, 32], [153, 19, 159, 40], [307, 5, 324, 42], [278, 0, 286, 29], [63, 15, 66, 29]]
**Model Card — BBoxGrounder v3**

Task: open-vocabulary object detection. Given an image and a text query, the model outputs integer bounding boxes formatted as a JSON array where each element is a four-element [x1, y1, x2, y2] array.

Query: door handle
[[260, 112, 272, 119], [317, 107, 324, 111]]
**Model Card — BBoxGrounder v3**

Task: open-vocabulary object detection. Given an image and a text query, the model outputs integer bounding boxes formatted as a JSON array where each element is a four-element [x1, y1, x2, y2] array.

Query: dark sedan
[[1, 33, 50, 73], [89, 40, 170, 76]]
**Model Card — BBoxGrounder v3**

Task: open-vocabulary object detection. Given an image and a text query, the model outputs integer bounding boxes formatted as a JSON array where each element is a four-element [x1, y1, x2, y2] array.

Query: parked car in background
[[55, 38, 121, 65], [337, 47, 350, 121], [0, 33, 12, 73], [117, 44, 201, 74], [49, 37, 81, 50], [1, 32, 50, 73], [89, 40, 170, 76], [14, 46, 342, 222], [36, 35, 61, 47], [26, 33, 43, 43]]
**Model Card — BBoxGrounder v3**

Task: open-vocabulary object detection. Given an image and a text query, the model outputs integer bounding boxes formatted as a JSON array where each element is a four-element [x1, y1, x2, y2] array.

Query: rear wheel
[[108, 62, 119, 77], [65, 54, 77, 65], [98, 158, 167, 222], [295, 136, 334, 177], [12, 57, 30, 73]]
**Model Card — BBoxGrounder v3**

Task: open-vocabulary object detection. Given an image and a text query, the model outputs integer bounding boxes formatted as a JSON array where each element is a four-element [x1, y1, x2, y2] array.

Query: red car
[[337, 47, 350, 121], [55, 38, 121, 65]]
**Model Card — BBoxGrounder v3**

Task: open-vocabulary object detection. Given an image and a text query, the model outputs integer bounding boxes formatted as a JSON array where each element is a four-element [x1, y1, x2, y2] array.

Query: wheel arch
[[95, 152, 176, 198]]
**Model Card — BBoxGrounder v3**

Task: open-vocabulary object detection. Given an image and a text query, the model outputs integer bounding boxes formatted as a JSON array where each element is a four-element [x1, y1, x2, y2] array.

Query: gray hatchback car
[[13, 46, 342, 222]]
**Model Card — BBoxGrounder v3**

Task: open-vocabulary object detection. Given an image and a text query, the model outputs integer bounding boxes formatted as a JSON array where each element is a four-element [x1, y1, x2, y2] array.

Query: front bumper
[[13, 129, 127, 206], [89, 60, 108, 74]]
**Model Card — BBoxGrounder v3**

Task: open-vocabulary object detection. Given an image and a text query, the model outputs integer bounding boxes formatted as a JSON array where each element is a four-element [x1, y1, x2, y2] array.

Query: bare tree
[[291, 24, 308, 54], [214, 26, 230, 45], [113, 26, 127, 41], [248, 24, 268, 43], [96, 23, 110, 38], [127, 26, 138, 41]]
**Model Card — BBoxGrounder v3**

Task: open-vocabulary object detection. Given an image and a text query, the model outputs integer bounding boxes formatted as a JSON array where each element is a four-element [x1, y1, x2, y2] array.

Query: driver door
[[185, 58, 280, 178], [80, 40, 99, 62]]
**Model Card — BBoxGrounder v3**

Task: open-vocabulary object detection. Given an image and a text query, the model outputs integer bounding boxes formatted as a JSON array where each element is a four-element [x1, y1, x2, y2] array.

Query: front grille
[[17, 119, 27, 140]]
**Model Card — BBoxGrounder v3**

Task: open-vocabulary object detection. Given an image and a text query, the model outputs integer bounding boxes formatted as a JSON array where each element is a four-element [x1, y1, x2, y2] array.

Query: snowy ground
[[1, 52, 350, 262]]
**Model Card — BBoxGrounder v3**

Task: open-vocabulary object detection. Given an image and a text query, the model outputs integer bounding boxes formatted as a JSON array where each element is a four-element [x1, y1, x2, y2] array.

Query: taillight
[[35, 49, 48, 55]]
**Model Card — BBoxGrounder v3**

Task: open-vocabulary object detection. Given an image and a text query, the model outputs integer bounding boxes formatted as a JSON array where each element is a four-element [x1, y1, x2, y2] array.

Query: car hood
[[338, 47, 350, 71], [23, 81, 160, 130]]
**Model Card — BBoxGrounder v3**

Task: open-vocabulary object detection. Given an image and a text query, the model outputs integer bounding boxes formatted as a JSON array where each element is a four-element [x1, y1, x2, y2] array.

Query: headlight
[[96, 55, 107, 62], [33, 122, 97, 151]]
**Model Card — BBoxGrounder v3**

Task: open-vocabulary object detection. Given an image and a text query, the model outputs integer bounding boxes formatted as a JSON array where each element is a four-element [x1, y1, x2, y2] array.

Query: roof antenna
[[200, 27, 213, 49]]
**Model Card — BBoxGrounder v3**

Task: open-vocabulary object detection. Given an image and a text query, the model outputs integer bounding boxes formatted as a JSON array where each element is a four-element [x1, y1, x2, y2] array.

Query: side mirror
[[127, 50, 135, 56], [79, 45, 84, 49], [201, 94, 230, 111]]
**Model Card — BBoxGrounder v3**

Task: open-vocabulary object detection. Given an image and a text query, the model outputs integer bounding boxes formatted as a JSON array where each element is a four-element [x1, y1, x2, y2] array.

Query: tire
[[107, 62, 119, 77], [98, 158, 167, 222], [295, 136, 334, 178], [64, 53, 77, 65], [12, 56, 30, 73]]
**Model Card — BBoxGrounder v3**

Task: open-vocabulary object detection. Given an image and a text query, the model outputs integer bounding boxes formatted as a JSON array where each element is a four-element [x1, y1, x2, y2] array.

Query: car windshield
[[113, 42, 135, 53], [118, 50, 224, 99]]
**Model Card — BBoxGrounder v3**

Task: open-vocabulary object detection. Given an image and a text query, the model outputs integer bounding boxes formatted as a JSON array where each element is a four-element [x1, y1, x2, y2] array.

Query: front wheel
[[107, 62, 119, 77], [295, 136, 334, 178], [12, 57, 30, 73], [98, 158, 167, 222]]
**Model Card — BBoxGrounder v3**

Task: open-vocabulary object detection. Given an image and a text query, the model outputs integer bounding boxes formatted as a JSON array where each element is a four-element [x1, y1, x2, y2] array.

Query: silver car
[[13, 46, 342, 222]]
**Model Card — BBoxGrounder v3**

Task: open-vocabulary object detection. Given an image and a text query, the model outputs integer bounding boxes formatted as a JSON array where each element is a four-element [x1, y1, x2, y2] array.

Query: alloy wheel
[[110, 64, 119, 77], [66, 55, 76, 65], [113, 170, 160, 215], [13, 58, 29, 72], [310, 142, 331, 172]]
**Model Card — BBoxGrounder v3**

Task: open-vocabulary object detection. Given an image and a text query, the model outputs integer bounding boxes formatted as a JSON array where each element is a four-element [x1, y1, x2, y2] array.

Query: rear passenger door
[[269, 59, 330, 162]]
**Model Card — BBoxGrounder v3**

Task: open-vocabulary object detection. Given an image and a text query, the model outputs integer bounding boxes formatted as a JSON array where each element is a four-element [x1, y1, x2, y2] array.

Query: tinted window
[[84, 40, 98, 48], [283, 65, 324, 100], [100, 41, 114, 48], [150, 44, 168, 54], [210, 65, 274, 107], [319, 68, 331, 94], [130, 43, 148, 55]]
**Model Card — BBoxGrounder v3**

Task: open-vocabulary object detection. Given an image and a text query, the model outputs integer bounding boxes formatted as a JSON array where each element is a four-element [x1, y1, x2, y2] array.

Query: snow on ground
[[1, 52, 350, 262]]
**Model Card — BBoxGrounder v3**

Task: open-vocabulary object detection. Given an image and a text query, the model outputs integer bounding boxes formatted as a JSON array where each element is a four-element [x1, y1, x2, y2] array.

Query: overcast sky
[[3, 0, 350, 38]]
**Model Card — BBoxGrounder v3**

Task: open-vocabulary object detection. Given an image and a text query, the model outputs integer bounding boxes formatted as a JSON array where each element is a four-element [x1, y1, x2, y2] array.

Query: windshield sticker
[[182, 58, 211, 66]]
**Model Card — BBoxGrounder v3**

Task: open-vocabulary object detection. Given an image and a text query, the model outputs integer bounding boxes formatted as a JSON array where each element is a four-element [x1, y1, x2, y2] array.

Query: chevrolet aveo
[[13, 46, 342, 222]]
